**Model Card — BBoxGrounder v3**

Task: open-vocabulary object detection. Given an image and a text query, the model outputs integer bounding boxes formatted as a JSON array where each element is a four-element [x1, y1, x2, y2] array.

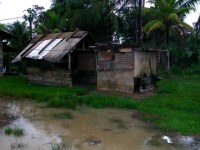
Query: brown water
[[0, 100, 199, 150]]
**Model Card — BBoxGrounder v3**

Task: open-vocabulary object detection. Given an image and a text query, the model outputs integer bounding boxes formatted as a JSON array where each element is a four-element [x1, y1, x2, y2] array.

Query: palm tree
[[144, 0, 197, 48], [0, 23, 5, 30], [51, 0, 67, 8], [48, 0, 130, 42], [6, 21, 29, 50], [39, 10, 67, 33], [5, 21, 30, 73], [23, 5, 45, 39]]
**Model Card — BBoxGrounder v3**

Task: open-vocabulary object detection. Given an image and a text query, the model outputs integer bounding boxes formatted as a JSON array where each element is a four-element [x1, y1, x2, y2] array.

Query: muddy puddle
[[0, 100, 200, 150]]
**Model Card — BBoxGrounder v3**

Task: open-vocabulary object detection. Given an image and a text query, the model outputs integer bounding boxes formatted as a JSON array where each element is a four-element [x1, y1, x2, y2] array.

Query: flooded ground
[[0, 100, 200, 150]]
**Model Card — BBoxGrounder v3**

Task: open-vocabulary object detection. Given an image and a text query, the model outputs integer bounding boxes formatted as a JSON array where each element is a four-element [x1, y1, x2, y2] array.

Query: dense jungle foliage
[[0, 0, 200, 73]]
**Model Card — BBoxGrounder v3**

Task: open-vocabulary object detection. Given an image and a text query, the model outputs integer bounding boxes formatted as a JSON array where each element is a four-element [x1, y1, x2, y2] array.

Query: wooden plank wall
[[27, 68, 72, 86]]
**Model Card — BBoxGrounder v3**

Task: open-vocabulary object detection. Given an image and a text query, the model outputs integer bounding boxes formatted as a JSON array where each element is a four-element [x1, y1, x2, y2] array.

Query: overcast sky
[[0, 0, 199, 26], [0, 0, 51, 23]]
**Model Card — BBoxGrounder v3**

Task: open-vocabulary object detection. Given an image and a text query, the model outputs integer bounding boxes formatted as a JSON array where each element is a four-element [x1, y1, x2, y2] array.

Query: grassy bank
[[0, 75, 200, 134]]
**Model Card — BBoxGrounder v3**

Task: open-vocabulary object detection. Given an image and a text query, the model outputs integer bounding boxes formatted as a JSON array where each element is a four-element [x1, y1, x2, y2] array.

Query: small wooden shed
[[12, 30, 96, 86]]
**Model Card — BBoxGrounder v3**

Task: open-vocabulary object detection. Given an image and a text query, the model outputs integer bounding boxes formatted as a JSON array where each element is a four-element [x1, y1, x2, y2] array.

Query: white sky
[[0, 0, 51, 24], [0, 0, 199, 26]]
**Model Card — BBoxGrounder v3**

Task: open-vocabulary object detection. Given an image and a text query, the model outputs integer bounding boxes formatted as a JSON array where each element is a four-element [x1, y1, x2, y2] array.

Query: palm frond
[[168, 13, 180, 23], [148, 20, 165, 33], [176, 6, 194, 16], [180, 21, 194, 32], [143, 19, 158, 31], [177, 0, 199, 8]]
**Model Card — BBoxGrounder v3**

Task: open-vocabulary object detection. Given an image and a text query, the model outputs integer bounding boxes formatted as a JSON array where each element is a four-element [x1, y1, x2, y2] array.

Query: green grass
[[4, 127, 12, 135], [138, 75, 200, 134], [0, 75, 200, 134], [0, 76, 139, 109], [4, 127, 24, 136], [13, 128, 24, 136]]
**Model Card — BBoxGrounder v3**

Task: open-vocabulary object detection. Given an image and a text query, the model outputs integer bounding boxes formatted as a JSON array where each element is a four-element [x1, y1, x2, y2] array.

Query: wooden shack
[[13, 31, 157, 93], [12, 30, 96, 86], [0, 30, 15, 76]]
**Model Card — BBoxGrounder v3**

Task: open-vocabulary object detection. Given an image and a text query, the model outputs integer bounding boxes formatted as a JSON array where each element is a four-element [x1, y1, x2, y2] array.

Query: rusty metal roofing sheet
[[38, 38, 63, 59], [26, 39, 52, 59], [44, 38, 83, 62], [72, 31, 87, 38], [55, 31, 87, 39], [12, 31, 89, 62], [11, 43, 34, 63], [31, 35, 43, 43], [42, 33, 61, 40], [58, 32, 73, 39]]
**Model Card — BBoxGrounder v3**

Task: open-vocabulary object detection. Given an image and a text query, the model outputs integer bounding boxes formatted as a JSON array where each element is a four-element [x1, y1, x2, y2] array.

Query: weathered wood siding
[[27, 68, 72, 86], [97, 51, 134, 93], [78, 53, 96, 71], [134, 50, 156, 77], [75, 52, 97, 84]]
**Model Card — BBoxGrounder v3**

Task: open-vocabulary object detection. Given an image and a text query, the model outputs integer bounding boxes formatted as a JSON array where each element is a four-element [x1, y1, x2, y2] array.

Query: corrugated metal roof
[[26, 39, 52, 59], [44, 38, 83, 62], [31, 35, 43, 43], [38, 38, 63, 59], [11, 43, 34, 63], [12, 30, 89, 63]]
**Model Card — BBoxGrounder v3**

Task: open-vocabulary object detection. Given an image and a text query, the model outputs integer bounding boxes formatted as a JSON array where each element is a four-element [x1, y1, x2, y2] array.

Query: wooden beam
[[83, 41, 85, 49], [68, 53, 71, 70]]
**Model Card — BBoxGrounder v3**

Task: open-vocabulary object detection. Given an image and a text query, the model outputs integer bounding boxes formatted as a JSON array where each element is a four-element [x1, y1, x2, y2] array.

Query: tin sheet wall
[[134, 50, 156, 77]]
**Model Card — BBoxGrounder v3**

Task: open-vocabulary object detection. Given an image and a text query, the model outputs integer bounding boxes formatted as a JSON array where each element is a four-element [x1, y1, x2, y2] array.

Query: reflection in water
[[0, 100, 199, 150]]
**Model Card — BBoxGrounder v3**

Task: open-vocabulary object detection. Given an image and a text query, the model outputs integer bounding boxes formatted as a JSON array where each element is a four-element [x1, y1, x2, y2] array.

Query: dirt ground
[[0, 112, 7, 127], [0, 106, 16, 128]]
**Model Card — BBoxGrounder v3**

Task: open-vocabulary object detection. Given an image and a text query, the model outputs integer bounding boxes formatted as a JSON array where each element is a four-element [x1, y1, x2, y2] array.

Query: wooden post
[[167, 51, 170, 70], [83, 41, 85, 49], [95, 50, 98, 72], [68, 53, 71, 70], [8, 53, 11, 73]]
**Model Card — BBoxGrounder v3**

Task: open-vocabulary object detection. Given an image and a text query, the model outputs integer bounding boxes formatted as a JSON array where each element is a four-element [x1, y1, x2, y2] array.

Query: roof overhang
[[12, 30, 93, 63], [0, 30, 15, 39]]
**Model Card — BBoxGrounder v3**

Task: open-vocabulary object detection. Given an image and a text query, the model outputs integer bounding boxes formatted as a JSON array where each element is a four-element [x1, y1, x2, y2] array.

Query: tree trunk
[[136, 0, 142, 47], [142, 0, 145, 7], [156, 31, 161, 68], [29, 19, 33, 40], [166, 25, 170, 48], [134, 0, 138, 42]]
